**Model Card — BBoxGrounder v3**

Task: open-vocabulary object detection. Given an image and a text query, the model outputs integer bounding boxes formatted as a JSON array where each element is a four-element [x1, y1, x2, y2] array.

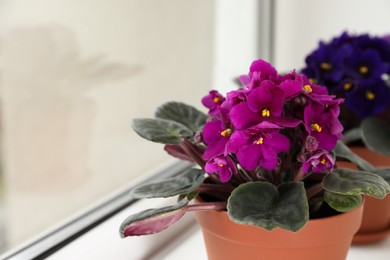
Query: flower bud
[[194, 131, 203, 143], [305, 136, 318, 152], [297, 152, 306, 163]]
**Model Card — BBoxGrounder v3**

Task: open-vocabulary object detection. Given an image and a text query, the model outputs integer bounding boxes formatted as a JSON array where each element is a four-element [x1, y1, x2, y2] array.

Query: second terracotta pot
[[337, 147, 390, 244]]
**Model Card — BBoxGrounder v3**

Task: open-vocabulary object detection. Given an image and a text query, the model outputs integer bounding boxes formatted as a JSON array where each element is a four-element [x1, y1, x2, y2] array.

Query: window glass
[[0, 0, 214, 253]]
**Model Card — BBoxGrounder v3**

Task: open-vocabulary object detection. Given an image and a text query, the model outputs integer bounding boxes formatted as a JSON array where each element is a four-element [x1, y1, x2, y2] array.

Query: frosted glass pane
[[0, 0, 214, 253]]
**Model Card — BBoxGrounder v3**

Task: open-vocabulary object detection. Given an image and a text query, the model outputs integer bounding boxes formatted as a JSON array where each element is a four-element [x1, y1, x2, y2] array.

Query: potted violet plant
[[302, 32, 390, 243], [120, 59, 390, 259]]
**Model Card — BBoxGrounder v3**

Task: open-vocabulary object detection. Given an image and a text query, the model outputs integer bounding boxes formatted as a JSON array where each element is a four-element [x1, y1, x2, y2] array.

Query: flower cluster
[[302, 32, 390, 120], [201, 59, 343, 183]]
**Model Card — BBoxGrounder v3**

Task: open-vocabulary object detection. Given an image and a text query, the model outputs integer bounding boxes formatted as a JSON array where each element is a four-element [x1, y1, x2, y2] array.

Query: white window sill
[[46, 198, 390, 260], [2, 159, 389, 260]]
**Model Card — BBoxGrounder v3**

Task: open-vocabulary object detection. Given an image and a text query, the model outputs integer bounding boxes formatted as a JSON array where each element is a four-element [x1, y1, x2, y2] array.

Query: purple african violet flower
[[202, 90, 225, 118], [331, 31, 352, 47], [227, 122, 290, 171], [205, 155, 238, 183], [302, 31, 390, 121], [355, 34, 390, 72], [304, 104, 343, 151], [346, 80, 390, 118], [202, 120, 232, 160], [344, 48, 389, 82], [334, 78, 359, 95], [302, 150, 335, 174], [302, 42, 346, 86]]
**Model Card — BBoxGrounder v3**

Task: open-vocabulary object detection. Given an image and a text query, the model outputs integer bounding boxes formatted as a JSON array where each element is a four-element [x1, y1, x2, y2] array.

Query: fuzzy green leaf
[[323, 168, 390, 199], [324, 191, 362, 213], [334, 141, 374, 171], [155, 102, 207, 132], [371, 168, 390, 185], [131, 118, 192, 144], [178, 191, 199, 202], [227, 182, 309, 232], [119, 199, 188, 237], [343, 128, 362, 144], [130, 168, 205, 199], [361, 117, 390, 155]]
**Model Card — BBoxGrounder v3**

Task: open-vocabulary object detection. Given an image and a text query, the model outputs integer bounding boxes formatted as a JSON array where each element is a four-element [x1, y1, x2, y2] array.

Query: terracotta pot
[[195, 201, 363, 260], [337, 147, 390, 244]]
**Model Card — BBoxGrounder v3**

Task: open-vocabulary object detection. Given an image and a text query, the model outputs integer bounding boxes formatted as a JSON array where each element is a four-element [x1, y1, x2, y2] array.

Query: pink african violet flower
[[239, 59, 278, 89], [205, 155, 238, 183], [227, 122, 290, 171], [230, 80, 301, 129], [225, 89, 250, 106], [202, 120, 232, 160], [302, 150, 335, 174], [304, 104, 343, 151], [201, 90, 225, 118]]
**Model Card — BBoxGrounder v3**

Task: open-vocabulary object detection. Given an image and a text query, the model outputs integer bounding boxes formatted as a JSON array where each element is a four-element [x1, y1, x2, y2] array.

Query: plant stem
[[239, 168, 254, 182], [206, 172, 222, 184], [280, 128, 297, 175], [184, 202, 227, 212], [274, 170, 281, 186], [294, 168, 304, 182], [180, 139, 222, 184], [180, 138, 206, 169], [306, 183, 324, 199]]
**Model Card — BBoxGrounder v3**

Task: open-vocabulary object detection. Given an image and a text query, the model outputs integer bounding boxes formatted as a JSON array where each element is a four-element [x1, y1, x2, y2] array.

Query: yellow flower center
[[256, 137, 264, 145], [366, 91, 375, 100], [261, 109, 271, 117], [320, 157, 327, 164], [309, 78, 317, 84], [343, 82, 352, 91], [359, 66, 368, 74], [303, 85, 313, 93], [220, 128, 232, 137], [217, 163, 224, 167], [311, 123, 322, 132], [320, 63, 331, 70], [213, 96, 220, 103]]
